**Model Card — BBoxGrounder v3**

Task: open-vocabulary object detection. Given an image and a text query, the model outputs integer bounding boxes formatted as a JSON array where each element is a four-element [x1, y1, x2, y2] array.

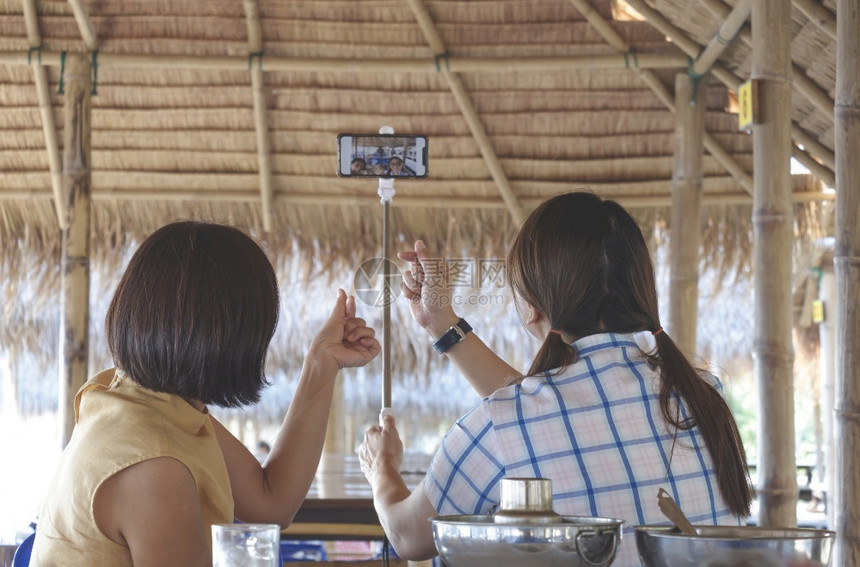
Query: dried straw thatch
[[0, 0, 839, 420]]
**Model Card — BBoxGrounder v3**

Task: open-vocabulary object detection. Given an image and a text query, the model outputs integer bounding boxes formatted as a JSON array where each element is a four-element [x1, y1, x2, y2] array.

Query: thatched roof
[[0, 0, 838, 419]]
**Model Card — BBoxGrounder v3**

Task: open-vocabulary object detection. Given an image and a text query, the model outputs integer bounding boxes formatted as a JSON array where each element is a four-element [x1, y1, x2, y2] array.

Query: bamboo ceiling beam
[[624, 0, 836, 190], [792, 0, 837, 41], [567, 0, 753, 194], [698, 0, 836, 120], [67, 0, 98, 51], [21, 0, 66, 229], [405, 0, 525, 225], [243, 0, 274, 232], [792, 144, 835, 187], [0, 50, 688, 74], [0, 186, 834, 207], [791, 126, 836, 171], [691, 0, 751, 77]]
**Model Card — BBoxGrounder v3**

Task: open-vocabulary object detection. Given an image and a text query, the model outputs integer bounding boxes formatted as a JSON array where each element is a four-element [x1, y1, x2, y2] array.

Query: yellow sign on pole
[[738, 80, 758, 130]]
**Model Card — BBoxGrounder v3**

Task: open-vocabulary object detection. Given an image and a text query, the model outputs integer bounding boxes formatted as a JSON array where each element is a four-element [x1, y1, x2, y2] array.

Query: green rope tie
[[434, 52, 449, 72], [248, 51, 264, 71], [57, 51, 66, 94]]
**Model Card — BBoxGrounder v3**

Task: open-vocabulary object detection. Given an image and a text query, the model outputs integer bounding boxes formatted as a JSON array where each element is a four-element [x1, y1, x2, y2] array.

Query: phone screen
[[337, 134, 428, 178]]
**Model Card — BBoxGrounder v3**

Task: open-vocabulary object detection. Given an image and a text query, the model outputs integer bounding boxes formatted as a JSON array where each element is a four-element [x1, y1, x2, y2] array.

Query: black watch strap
[[433, 318, 472, 354]]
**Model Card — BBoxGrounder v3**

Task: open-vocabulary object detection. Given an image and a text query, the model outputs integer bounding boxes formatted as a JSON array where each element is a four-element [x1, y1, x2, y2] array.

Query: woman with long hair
[[359, 192, 752, 566]]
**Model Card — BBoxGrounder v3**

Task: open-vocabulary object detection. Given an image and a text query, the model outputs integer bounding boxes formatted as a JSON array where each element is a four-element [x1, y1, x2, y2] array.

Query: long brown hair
[[506, 191, 753, 517]]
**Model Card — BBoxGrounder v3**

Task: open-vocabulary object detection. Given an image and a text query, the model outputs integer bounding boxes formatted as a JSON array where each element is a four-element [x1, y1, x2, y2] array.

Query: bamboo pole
[[21, 0, 66, 230], [59, 54, 92, 448], [67, 0, 98, 51], [833, 0, 860, 559], [243, 0, 274, 232], [566, 0, 754, 194], [625, 0, 836, 189], [405, 0, 525, 225], [0, 185, 835, 208], [792, 127, 836, 171], [818, 267, 836, 531], [0, 50, 688, 73], [668, 74, 705, 358], [751, 0, 798, 528], [691, 0, 752, 77], [792, 0, 838, 41]]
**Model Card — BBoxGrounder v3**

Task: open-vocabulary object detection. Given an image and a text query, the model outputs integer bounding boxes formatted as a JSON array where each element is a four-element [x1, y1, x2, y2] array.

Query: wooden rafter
[[566, 0, 753, 194], [0, 50, 688, 72], [67, 0, 98, 51], [624, 0, 837, 188], [691, 0, 751, 76], [21, 0, 66, 229], [243, 0, 274, 232], [793, 0, 837, 40], [0, 186, 834, 208], [407, 0, 518, 225]]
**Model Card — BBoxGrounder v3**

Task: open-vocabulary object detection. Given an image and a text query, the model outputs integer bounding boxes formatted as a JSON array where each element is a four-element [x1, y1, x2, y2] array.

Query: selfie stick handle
[[378, 125, 395, 415]]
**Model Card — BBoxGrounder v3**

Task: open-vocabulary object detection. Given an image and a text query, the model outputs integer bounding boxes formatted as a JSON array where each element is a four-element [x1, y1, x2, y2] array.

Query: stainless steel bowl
[[432, 515, 624, 567], [431, 479, 624, 566], [634, 525, 835, 567]]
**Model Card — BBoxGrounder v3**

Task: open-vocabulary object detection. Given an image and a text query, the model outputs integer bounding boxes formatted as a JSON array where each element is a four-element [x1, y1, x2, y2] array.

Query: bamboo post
[[22, 0, 66, 229], [323, 377, 345, 455], [243, 0, 275, 233], [59, 54, 92, 448], [818, 267, 836, 530], [668, 74, 705, 358], [751, 0, 797, 528], [405, 0, 526, 225], [833, 0, 860, 560]]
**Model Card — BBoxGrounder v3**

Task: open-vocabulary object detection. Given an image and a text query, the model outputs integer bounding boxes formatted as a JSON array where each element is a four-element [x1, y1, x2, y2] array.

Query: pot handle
[[575, 529, 619, 566]]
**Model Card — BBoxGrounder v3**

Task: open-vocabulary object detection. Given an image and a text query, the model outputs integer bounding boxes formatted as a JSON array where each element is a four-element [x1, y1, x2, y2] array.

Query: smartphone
[[337, 133, 428, 178]]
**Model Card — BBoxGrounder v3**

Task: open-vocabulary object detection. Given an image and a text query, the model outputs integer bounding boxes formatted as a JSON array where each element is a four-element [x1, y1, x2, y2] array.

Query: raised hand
[[310, 289, 381, 370], [397, 240, 459, 339]]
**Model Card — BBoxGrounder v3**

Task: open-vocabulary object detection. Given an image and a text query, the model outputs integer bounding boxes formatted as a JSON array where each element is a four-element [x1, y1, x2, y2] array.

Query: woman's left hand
[[359, 414, 404, 481], [310, 289, 381, 370]]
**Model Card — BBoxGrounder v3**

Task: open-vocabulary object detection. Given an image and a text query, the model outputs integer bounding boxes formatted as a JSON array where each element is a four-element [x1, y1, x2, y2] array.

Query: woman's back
[[425, 332, 740, 567]]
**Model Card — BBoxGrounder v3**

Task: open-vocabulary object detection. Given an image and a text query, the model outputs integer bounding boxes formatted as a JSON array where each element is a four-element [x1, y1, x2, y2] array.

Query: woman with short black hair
[[33, 221, 380, 567]]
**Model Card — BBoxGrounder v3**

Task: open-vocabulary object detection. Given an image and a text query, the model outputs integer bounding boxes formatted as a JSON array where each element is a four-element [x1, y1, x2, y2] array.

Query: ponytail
[[524, 332, 578, 379], [651, 332, 754, 517]]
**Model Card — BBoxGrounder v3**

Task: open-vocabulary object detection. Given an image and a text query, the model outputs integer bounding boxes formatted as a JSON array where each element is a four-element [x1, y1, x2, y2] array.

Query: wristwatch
[[433, 318, 472, 354]]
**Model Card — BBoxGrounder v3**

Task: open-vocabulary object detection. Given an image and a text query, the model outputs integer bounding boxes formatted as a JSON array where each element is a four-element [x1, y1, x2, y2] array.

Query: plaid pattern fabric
[[424, 332, 742, 567]]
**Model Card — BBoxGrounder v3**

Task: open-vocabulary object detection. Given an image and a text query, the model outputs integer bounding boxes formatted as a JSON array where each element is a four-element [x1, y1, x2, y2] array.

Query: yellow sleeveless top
[[32, 368, 234, 566]]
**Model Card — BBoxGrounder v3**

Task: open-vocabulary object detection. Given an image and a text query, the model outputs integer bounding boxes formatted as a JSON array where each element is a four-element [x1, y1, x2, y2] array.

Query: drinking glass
[[212, 523, 280, 567]]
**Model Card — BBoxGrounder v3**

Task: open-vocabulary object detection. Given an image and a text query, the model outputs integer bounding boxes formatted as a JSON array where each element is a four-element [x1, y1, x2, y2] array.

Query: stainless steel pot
[[431, 478, 624, 567], [634, 525, 835, 567]]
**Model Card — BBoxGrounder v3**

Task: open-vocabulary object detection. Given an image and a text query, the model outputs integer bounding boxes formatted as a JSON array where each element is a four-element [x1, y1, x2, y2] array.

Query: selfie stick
[[378, 125, 395, 426]]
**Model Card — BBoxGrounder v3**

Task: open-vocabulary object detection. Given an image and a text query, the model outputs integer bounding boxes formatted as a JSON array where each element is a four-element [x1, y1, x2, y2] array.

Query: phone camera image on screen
[[337, 134, 428, 178]]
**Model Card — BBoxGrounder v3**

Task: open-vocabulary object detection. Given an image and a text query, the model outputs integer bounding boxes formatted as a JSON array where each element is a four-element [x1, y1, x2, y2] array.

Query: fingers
[[345, 294, 356, 320], [344, 322, 375, 344], [329, 288, 347, 320]]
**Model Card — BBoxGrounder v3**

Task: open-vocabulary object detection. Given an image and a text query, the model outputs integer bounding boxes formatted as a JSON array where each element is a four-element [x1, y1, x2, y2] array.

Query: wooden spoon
[[657, 488, 697, 535]]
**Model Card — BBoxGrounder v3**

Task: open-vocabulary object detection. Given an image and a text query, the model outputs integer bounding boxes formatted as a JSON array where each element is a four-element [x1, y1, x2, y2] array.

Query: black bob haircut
[[106, 221, 279, 408]]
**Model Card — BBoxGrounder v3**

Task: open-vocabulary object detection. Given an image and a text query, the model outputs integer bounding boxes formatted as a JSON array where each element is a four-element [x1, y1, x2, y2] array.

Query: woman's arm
[[93, 457, 211, 567], [399, 240, 520, 397], [215, 290, 380, 526], [359, 415, 438, 560]]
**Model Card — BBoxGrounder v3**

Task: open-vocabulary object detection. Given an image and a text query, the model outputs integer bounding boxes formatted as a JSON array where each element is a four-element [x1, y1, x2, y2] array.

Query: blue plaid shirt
[[424, 332, 742, 567]]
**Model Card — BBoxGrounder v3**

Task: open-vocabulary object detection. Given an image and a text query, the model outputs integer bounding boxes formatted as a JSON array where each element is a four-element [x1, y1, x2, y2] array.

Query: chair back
[[12, 532, 34, 567]]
